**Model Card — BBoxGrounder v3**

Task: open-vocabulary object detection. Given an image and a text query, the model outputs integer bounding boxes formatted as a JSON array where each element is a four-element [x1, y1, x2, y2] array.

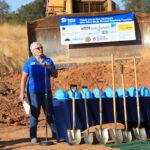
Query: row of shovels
[[67, 55, 147, 145]]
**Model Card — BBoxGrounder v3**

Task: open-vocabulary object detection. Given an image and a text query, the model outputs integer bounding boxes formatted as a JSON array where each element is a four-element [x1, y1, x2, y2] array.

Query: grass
[[0, 23, 150, 74], [0, 23, 28, 73]]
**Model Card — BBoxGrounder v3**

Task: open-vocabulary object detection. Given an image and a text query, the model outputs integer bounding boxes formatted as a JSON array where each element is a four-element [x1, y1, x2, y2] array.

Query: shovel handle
[[111, 54, 117, 129], [120, 64, 128, 130], [81, 85, 88, 96], [98, 88, 103, 128], [70, 84, 77, 131], [133, 57, 140, 128], [120, 64, 124, 74], [81, 86, 90, 131], [70, 84, 77, 97]]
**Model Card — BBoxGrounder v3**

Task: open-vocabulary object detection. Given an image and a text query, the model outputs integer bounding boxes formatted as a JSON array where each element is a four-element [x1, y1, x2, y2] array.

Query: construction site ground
[[0, 56, 150, 150]]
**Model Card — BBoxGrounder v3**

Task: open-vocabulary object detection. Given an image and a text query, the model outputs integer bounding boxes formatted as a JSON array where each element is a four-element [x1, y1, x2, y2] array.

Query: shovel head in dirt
[[133, 57, 147, 140], [110, 55, 123, 143], [109, 129, 123, 143], [67, 84, 81, 145], [133, 127, 147, 140], [81, 86, 95, 144], [95, 128, 109, 144], [122, 130, 132, 142], [120, 64, 132, 143], [67, 129, 81, 145], [95, 86, 109, 144], [83, 132, 94, 145]]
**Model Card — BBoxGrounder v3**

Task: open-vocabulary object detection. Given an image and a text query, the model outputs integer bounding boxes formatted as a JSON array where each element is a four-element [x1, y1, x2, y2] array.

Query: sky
[[6, 0, 33, 12], [6, 0, 124, 12]]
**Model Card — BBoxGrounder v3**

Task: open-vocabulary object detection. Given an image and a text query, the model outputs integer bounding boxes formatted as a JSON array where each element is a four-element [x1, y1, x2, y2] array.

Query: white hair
[[30, 42, 42, 56]]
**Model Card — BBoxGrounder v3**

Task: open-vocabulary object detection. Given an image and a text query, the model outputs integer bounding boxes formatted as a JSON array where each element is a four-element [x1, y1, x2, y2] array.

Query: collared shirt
[[23, 56, 56, 92]]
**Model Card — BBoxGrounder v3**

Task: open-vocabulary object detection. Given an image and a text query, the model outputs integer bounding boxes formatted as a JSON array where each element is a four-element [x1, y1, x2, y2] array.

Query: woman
[[20, 41, 58, 143]]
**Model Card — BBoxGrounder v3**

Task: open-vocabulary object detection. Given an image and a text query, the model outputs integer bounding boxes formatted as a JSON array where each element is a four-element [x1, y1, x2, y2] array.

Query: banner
[[60, 12, 136, 45]]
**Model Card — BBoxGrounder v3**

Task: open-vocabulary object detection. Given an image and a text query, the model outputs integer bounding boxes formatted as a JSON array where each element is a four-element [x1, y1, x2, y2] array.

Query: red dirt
[[0, 58, 150, 149]]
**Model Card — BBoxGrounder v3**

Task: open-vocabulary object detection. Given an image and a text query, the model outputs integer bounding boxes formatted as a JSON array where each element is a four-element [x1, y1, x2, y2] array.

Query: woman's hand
[[41, 62, 58, 78], [20, 93, 25, 102], [20, 72, 28, 102]]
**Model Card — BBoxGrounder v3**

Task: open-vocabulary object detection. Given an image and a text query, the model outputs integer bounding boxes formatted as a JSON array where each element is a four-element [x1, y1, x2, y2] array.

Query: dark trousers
[[27, 91, 55, 139]]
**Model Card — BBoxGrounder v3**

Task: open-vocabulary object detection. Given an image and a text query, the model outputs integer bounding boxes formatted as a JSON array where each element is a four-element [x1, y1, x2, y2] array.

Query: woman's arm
[[20, 72, 28, 101]]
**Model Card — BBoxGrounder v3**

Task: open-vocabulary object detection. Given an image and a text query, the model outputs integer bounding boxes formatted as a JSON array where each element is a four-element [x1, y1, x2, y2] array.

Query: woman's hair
[[30, 41, 42, 56]]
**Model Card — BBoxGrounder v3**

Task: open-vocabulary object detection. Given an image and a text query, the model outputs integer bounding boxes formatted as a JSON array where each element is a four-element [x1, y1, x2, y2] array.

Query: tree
[[122, 0, 150, 13], [16, 0, 45, 23], [0, 0, 10, 23]]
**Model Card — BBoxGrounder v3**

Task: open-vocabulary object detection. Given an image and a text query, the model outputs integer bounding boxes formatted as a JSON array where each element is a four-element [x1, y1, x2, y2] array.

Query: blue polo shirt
[[23, 56, 56, 92]]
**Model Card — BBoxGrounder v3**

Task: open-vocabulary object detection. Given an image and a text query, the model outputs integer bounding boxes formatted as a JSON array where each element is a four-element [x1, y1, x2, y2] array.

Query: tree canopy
[[0, 0, 45, 24], [0, 0, 10, 23], [122, 0, 150, 13]]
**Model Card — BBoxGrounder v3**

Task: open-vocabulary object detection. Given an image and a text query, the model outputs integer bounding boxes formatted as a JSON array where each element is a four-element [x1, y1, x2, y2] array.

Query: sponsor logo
[[64, 38, 71, 41], [93, 37, 96, 41], [102, 30, 108, 34], [62, 27, 66, 30], [111, 23, 116, 28], [81, 26, 90, 30], [72, 37, 84, 41], [85, 37, 91, 42], [61, 18, 67, 23], [67, 18, 76, 23], [96, 36, 108, 41]]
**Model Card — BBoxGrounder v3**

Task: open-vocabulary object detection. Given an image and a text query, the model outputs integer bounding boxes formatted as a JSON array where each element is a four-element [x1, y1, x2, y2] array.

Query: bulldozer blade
[[67, 129, 81, 145], [95, 128, 109, 144]]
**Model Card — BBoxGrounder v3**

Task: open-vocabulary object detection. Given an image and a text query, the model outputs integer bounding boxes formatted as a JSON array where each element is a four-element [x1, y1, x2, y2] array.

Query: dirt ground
[[0, 57, 150, 150]]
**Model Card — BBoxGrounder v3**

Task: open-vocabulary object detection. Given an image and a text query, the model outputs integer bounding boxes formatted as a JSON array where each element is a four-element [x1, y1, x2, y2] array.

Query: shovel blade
[[67, 129, 81, 145], [133, 127, 147, 140], [133, 128, 141, 140], [84, 132, 94, 144], [116, 129, 123, 143], [95, 128, 109, 144], [109, 129, 123, 143], [139, 128, 147, 140], [122, 130, 132, 142]]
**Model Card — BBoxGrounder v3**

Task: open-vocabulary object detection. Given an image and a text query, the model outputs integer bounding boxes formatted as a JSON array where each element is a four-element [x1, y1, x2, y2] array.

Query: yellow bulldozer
[[27, 0, 150, 69]]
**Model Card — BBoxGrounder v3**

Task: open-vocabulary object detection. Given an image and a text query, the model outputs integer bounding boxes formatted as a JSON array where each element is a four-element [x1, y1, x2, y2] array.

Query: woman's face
[[33, 44, 43, 57]]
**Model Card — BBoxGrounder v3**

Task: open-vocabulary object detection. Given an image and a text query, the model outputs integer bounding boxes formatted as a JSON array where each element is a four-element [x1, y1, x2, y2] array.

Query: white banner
[[60, 12, 136, 45]]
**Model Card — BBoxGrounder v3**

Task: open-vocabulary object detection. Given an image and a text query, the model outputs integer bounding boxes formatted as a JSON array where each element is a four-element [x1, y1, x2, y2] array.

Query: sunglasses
[[35, 46, 43, 50]]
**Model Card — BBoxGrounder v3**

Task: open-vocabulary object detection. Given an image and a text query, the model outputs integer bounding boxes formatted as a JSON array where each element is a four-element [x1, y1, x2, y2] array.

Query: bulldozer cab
[[45, 0, 114, 16]]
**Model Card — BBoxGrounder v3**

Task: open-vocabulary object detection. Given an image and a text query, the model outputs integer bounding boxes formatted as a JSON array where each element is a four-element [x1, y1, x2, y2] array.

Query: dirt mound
[[0, 58, 150, 126]]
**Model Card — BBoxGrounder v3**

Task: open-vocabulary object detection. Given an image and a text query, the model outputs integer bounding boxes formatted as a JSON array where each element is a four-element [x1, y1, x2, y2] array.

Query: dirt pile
[[0, 58, 150, 126]]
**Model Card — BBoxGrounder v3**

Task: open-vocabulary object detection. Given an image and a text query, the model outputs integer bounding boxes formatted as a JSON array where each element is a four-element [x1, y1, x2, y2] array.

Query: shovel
[[95, 87, 109, 144], [109, 54, 123, 143], [67, 84, 81, 145], [132, 57, 147, 140], [120, 64, 132, 142], [82, 86, 94, 144]]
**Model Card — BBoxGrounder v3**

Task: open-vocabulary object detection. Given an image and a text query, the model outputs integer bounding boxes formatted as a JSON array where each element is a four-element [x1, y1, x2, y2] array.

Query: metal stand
[[40, 63, 53, 146]]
